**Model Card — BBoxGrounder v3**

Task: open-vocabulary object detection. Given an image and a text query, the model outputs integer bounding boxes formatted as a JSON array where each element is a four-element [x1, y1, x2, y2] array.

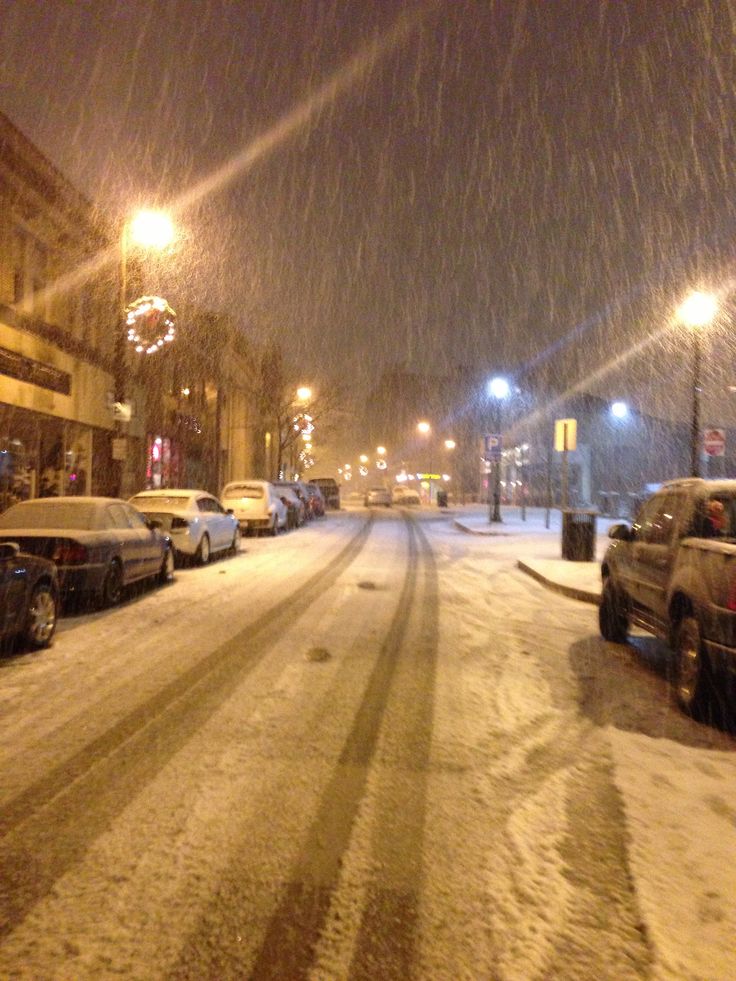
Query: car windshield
[[0, 501, 101, 530], [224, 485, 264, 499]]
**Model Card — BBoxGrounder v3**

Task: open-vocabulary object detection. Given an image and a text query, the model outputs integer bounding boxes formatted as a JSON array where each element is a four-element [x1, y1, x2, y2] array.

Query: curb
[[516, 560, 600, 606], [453, 519, 514, 537]]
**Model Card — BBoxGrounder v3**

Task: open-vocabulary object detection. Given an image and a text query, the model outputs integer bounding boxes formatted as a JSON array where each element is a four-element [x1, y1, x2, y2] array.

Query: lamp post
[[114, 209, 175, 496], [417, 421, 432, 503], [677, 291, 718, 478], [487, 376, 510, 522], [444, 439, 455, 504]]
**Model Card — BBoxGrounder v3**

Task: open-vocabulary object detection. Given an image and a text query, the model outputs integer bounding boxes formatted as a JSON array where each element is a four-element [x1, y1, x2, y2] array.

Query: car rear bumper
[[56, 563, 106, 598]]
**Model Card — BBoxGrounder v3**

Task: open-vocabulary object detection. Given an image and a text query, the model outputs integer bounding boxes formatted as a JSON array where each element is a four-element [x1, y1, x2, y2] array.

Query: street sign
[[111, 438, 127, 461], [554, 418, 577, 452], [112, 401, 132, 422], [483, 433, 502, 461], [703, 428, 726, 457]]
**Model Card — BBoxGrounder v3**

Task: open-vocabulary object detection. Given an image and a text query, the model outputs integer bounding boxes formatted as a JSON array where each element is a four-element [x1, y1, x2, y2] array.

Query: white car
[[365, 486, 392, 507], [392, 485, 421, 506], [220, 480, 288, 536], [129, 489, 240, 565]]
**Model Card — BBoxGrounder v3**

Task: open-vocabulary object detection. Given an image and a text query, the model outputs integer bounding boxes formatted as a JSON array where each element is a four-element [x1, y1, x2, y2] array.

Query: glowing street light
[[677, 291, 718, 477], [610, 401, 628, 419], [487, 376, 510, 522], [296, 386, 312, 402], [128, 209, 175, 251]]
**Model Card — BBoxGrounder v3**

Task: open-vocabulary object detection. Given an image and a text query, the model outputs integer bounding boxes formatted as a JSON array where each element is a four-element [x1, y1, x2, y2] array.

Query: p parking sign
[[484, 434, 502, 461]]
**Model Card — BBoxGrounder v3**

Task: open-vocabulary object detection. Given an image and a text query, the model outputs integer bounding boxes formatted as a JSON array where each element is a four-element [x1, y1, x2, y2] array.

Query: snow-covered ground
[[0, 505, 733, 979], [451, 504, 736, 981]]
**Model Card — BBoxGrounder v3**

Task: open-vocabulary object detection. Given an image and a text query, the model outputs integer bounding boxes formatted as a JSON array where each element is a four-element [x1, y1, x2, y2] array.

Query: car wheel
[[230, 528, 241, 554], [675, 616, 712, 718], [599, 578, 628, 643], [100, 560, 123, 608], [195, 533, 211, 565], [23, 582, 57, 649], [270, 516, 278, 537], [159, 546, 175, 583]]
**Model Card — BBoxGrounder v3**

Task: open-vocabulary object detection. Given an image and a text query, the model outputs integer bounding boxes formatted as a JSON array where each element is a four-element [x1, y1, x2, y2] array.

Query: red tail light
[[52, 542, 88, 565], [727, 573, 736, 612]]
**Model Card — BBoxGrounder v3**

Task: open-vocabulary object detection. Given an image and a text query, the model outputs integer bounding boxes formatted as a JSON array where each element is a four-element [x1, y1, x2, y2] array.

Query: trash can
[[561, 509, 597, 561], [436, 489, 448, 508]]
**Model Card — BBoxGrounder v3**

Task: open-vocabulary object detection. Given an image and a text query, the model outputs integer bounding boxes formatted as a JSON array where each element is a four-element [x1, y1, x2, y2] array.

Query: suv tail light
[[52, 542, 88, 565], [171, 517, 189, 530], [727, 573, 736, 612]]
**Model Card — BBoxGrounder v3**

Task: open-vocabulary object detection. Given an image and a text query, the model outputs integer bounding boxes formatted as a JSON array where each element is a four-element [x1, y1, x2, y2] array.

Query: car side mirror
[[226, 508, 234, 515], [608, 522, 633, 542]]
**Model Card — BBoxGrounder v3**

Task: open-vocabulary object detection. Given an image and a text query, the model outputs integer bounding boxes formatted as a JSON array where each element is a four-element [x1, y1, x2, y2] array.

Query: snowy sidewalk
[[450, 503, 619, 604]]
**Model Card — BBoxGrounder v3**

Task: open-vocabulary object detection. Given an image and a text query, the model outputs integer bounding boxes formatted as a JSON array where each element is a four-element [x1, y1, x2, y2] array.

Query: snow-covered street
[[0, 507, 733, 980]]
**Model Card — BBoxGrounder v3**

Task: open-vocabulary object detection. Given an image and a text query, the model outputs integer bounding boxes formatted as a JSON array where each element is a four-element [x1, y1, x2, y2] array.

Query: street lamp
[[417, 421, 432, 502], [677, 291, 718, 478], [114, 208, 175, 496], [487, 376, 510, 522]]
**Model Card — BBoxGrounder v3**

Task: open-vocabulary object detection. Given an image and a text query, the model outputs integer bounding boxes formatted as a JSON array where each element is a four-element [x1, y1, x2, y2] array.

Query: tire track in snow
[[0, 514, 375, 939], [177, 511, 438, 980]]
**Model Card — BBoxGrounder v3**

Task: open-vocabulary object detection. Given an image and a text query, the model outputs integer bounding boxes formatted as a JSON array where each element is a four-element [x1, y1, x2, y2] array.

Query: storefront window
[[146, 434, 181, 489]]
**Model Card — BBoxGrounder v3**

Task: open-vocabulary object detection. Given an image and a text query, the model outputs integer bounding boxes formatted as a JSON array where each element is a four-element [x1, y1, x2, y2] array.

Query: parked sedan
[[365, 486, 392, 507], [0, 497, 174, 608], [275, 486, 307, 529], [129, 489, 240, 564], [0, 541, 58, 650]]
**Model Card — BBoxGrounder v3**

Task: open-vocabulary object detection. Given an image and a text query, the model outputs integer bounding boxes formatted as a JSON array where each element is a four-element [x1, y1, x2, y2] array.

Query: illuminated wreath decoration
[[126, 296, 176, 355]]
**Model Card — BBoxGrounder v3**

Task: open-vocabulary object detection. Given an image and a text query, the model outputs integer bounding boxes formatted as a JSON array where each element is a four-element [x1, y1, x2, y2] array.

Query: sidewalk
[[449, 504, 621, 605]]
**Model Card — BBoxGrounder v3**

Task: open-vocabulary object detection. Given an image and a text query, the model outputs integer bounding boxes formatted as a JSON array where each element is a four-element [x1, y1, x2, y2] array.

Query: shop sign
[[112, 438, 127, 461], [0, 345, 71, 395]]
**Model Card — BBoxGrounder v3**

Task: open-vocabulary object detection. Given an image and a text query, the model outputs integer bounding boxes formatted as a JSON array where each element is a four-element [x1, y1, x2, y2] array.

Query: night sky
[[2, 0, 736, 426]]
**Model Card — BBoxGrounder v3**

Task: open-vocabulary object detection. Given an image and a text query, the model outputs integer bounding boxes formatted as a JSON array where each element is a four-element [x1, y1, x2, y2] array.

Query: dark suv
[[309, 477, 340, 510]]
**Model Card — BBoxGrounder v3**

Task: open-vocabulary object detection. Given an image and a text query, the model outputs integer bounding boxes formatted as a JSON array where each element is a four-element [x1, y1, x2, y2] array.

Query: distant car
[[273, 482, 310, 524], [0, 497, 174, 608], [365, 486, 392, 507], [0, 541, 58, 650], [129, 489, 240, 564], [309, 477, 340, 509], [302, 482, 325, 518], [392, 486, 421, 506], [221, 480, 288, 536], [274, 485, 307, 529]]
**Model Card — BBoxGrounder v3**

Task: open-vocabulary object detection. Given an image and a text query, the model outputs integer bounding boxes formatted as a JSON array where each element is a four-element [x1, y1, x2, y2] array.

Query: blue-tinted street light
[[487, 376, 510, 522]]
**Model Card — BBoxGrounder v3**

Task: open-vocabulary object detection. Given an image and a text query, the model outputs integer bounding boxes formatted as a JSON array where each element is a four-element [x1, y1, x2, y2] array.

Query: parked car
[[600, 477, 736, 721], [392, 485, 421, 506], [365, 486, 392, 507], [0, 541, 58, 650], [0, 497, 174, 608], [129, 489, 240, 564], [302, 482, 325, 518], [274, 485, 307, 529], [309, 477, 340, 509], [273, 482, 310, 525], [220, 480, 287, 536]]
